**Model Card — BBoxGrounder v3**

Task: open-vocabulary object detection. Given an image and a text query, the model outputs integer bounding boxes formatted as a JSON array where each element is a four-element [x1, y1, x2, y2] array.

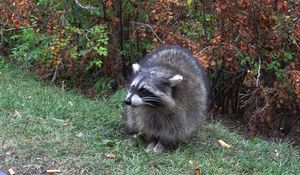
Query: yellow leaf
[[46, 169, 61, 173], [217, 139, 231, 148]]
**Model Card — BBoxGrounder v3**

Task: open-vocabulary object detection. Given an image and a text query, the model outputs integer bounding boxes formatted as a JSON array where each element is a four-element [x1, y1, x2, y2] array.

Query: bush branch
[[74, 0, 98, 12]]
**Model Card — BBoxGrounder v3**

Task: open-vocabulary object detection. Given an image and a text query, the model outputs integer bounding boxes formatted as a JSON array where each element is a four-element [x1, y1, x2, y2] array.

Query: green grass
[[0, 67, 299, 175]]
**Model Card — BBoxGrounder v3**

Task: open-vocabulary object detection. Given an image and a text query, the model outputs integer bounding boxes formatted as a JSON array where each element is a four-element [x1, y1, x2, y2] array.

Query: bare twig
[[192, 0, 197, 28], [202, 0, 208, 39], [51, 65, 59, 83], [197, 45, 211, 53], [61, 0, 68, 28], [256, 54, 261, 87], [0, 29, 3, 46], [130, 21, 164, 43], [84, 29, 92, 43], [239, 88, 258, 108], [251, 0, 261, 87], [1, 25, 37, 32], [51, 58, 62, 83], [74, 0, 98, 13], [209, 70, 246, 110]]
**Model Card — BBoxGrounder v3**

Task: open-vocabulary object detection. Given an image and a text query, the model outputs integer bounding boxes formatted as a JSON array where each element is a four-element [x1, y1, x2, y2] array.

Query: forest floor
[[0, 66, 299, 175]]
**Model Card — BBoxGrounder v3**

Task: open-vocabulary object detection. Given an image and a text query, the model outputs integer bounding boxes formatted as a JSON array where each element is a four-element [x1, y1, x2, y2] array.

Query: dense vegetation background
[[0, 0, 299, 138]]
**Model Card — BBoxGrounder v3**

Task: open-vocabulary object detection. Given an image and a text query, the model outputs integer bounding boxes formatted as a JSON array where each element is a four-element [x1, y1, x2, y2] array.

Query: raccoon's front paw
[[153, 142, 165, 153], [146, 142, 156, 152], [146, 142, 165, 153]]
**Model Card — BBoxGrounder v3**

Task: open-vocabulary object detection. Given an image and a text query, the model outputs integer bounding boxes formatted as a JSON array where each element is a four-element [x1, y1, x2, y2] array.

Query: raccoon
[[124, 45, 209, 153]]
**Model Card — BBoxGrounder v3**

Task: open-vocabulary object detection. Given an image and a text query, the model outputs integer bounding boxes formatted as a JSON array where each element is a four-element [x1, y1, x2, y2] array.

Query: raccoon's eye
[[140, 88, 150, 94]]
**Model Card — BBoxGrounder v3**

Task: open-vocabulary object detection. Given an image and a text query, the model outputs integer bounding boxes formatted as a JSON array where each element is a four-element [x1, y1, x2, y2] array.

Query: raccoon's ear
[[132, 63, 141, 73], [168, 74, 183, 87]]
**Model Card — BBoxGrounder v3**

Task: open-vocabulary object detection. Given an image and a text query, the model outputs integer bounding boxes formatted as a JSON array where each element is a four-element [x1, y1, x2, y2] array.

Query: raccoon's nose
[[124, 98, 131, 105]]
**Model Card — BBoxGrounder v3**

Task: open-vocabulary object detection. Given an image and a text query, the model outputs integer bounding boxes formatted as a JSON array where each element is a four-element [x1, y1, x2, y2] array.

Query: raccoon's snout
[[124, 98, 131, 105], [125, 94, 143, 107]]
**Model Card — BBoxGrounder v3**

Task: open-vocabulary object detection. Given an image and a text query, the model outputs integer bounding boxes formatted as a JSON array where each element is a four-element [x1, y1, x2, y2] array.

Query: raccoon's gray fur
[[124, 45, 209, 153]]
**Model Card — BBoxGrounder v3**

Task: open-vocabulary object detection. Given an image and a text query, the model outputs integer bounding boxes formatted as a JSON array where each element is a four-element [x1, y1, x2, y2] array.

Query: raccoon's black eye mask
[[137, 88, 155, 97]]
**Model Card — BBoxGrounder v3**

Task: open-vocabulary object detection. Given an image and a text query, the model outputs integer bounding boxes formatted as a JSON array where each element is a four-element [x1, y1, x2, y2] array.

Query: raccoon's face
[[124, 63, 183, 107]]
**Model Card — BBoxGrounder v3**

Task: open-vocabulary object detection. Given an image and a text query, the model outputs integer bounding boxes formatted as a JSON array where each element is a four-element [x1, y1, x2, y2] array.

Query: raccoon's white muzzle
[[125, 93, 143, 107]]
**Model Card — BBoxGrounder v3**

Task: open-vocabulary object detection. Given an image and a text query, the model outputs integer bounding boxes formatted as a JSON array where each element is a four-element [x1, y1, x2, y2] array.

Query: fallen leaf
[[105, 153, 116, 159], [6, 151, 12, 156], [194, 167, 201, 175], [275, 149, 280, 157], [8, 168, 15, 175], [68, 101, 74, 106], [217, 139, 231, 148], [46, 169, 61, 173], [14, 110, 21, 117], [75, 132, 84, 137]]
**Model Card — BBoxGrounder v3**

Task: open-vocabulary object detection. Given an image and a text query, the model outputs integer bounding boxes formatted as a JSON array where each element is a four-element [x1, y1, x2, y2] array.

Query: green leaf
[[283, 51, 293, 61]]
